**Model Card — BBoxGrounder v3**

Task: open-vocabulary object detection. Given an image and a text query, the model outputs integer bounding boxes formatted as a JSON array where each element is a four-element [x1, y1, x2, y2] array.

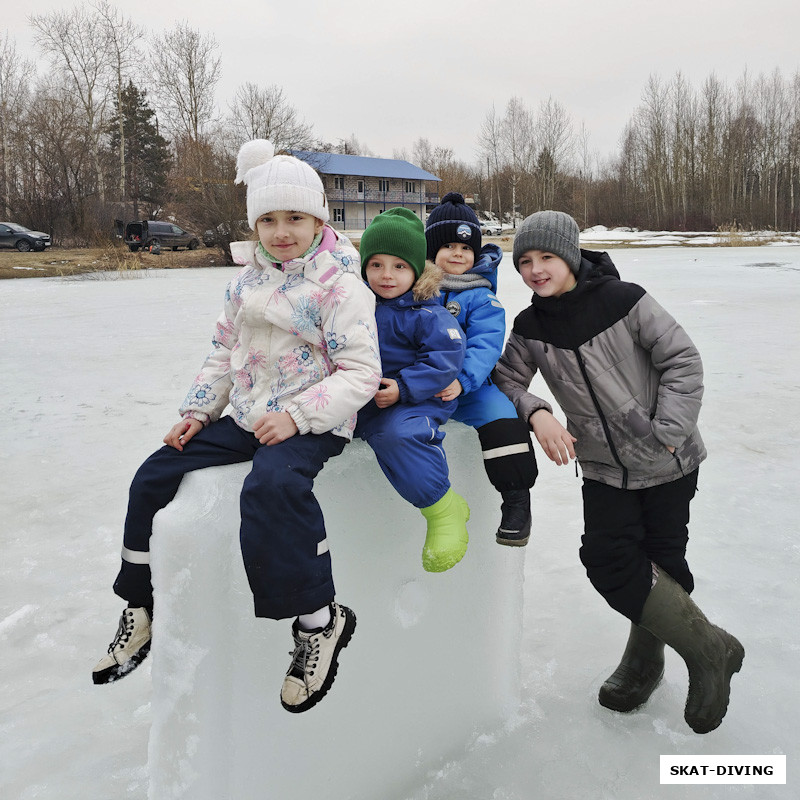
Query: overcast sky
[[6, 0, 800, 167]]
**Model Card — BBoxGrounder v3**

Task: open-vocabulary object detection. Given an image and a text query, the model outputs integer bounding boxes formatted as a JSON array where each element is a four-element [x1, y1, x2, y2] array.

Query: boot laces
[[287, 633, 321, 688], [108, 610, 134, 654]]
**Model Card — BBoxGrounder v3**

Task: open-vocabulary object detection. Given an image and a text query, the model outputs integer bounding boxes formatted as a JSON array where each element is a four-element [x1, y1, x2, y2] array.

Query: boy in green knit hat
[[355, 208, 470, 572]]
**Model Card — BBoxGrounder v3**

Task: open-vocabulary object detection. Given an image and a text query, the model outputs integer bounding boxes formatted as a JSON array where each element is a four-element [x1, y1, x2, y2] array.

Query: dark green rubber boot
[[638, 569, 744, 734], [598, 623, 665, 712]]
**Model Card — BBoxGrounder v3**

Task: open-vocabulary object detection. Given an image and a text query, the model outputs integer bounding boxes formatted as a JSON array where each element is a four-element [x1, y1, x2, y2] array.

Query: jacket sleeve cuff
[[396, 378, 411, 404], [182, 411, 210, 427], [287, 404, 311, 435]]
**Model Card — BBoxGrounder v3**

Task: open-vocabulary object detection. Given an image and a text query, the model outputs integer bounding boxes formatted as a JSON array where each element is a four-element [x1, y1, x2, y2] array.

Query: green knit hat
[[359, 208, 427, 281]]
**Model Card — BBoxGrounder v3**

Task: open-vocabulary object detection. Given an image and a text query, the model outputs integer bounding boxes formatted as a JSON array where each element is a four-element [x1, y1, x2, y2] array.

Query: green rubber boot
[[420, 489, 470, 573], [638, 568, 745, 734], [598, 623, 665, 712]]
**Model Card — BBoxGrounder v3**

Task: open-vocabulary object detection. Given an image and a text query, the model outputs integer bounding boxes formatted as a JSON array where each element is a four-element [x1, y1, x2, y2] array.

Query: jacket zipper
[[573, 346, 629, 489]]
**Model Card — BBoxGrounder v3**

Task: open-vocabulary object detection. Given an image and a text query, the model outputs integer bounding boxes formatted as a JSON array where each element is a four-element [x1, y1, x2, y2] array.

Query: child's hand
[[530, 410, 577, 466], [435, 379, 463, 402], [375, 378, 400, 408], [253, 411, 299, 445], [164, 418, 203, 451]]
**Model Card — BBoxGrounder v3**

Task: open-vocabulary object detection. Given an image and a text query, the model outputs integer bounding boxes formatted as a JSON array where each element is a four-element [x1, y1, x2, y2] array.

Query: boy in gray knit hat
[[495, 210, 744, 735]]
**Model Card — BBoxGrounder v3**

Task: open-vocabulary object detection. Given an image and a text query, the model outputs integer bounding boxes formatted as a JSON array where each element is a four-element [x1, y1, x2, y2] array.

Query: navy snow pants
[[113, 415, 346, 619], [355, 398, 456, 508], [579, 469, 699, 623], [452, 383, 538, 493]]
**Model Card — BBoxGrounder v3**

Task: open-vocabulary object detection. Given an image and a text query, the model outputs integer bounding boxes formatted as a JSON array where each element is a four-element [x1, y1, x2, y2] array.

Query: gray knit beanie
[[512, 211, 581, 274]]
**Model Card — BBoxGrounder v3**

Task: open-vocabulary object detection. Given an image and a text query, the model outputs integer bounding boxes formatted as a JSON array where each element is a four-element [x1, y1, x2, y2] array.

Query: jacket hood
[[468, 243, 503, 293], [577, 248, 620, 281]]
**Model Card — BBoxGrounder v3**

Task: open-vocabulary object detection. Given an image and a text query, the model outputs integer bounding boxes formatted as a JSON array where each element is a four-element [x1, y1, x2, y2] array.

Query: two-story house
[[292, 151, 441, 231]]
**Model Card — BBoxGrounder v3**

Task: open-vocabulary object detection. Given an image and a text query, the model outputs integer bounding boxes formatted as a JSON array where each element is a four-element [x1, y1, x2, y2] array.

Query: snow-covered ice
[[1, 245, 798, 799]]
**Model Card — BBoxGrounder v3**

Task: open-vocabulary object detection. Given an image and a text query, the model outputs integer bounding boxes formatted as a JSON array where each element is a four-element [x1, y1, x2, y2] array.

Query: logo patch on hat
[[456, 224, 471, 241]]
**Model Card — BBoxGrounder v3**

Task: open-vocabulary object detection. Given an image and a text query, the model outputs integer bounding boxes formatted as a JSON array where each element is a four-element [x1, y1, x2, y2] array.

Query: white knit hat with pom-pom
[[235, 139, 329, 229]]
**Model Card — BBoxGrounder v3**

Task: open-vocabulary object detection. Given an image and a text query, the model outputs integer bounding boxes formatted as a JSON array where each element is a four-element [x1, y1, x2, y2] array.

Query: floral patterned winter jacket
[[180, 226, 381, 439]]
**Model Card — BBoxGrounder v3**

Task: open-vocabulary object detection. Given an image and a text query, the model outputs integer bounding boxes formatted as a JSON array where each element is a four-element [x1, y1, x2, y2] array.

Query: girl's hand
[[374, 378, 400, 408], [435, 379, 463, 402], [530, 409, 577, 466], [253, 411, 298, 445], [666, 445, 676, 454], [164, 418, 203, 451]]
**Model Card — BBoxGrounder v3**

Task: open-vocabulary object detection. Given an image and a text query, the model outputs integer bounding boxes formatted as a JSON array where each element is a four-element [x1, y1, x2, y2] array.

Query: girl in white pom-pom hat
[[93, 140, 381, 714]]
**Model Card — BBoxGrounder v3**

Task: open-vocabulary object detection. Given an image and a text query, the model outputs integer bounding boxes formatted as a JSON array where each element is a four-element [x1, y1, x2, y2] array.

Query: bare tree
[[0, 33, 34, 218], [31, 4, 114, 202], [576, 122, 595, 227], [227, 82, 314, 151], [92, 0, 144, 203], [478, 104, 503, 221], [411, 137, 434, 171], [501, 97, 536, 226], [150, 23, 221, 142], [535, 96, 575, 209]]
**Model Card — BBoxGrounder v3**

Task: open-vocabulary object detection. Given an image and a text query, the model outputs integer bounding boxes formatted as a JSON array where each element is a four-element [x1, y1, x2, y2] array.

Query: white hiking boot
[[92, 607, 152, 685], [280, 602, 356, 713]]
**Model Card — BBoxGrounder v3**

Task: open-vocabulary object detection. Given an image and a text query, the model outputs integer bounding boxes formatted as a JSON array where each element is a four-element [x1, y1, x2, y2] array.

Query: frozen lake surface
[[1, 245, 797, 798]]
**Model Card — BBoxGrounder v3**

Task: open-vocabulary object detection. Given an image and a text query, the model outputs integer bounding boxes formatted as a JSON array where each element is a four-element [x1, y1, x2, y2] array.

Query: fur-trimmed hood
[[412, 260, 444, 302]]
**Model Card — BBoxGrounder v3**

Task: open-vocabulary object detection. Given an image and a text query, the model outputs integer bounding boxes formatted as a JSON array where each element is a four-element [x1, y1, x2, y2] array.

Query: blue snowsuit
[[437, 244, 538, 493], [356, 283, 465, 508]]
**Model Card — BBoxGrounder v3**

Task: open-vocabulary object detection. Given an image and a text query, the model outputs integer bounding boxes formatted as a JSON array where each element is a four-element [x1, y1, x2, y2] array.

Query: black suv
[[124, 220, 200, 252], [0, 222, 52, 252]]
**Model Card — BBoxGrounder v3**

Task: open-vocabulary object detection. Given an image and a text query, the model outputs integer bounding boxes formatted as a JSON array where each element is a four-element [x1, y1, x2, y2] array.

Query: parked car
[[479, 221, 503, 236], [0, 222, 52, 252], [124, 220, 200, 252]]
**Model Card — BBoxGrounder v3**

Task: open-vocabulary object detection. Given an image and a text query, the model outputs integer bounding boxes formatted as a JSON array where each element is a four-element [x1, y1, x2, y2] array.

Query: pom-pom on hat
[[512, 210, 582, 274], [235, 139, 329, 229], [359, 208, 427, 281], [424, 191, 482, 260]]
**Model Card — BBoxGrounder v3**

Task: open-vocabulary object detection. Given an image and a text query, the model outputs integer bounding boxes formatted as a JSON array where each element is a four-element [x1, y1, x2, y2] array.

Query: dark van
[[124, 220, 200, 252]]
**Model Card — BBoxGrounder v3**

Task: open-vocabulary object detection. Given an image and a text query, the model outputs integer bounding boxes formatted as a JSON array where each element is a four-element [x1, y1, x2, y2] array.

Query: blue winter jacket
[[436, 243, 505, 395], [375, 286, 466, 405]]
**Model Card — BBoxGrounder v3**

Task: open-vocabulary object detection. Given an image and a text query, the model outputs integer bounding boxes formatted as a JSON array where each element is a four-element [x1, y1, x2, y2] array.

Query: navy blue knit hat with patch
[[424, 191, 482, 260]]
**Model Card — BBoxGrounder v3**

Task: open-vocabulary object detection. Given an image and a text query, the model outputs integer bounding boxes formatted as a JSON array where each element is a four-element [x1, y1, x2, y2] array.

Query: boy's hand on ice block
[[530, 409, 577, 466], [374, 378, 400, 408], [435, 379, 463, 402], [164, 418, 203, 451], [253, 411, 299, 445]]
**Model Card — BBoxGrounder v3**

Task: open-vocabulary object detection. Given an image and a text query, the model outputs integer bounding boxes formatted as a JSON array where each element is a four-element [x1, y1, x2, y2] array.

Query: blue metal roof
[[291, 151, 440, 182]]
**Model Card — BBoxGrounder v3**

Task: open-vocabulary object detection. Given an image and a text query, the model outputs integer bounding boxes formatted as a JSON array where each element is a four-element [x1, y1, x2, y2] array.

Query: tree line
[[2, 3, 799, 256]]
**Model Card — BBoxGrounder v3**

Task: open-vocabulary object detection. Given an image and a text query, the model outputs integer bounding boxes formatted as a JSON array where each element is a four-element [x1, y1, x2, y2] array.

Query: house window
[[357, 180, 364, 193], [332, 208, 344, 223], [405, 181, 416, 193], [378, 179, 389, 192], [334, 176, 344, 190]]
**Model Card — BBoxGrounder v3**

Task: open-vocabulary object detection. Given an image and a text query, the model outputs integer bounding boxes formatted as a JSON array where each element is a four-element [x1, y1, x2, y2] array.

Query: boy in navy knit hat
[[356, 208, 470, 572], [425, 192, 538, 545]]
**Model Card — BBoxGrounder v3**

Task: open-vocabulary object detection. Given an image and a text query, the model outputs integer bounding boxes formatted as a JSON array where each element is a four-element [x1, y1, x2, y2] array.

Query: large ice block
[[147, 422, 526, 800]]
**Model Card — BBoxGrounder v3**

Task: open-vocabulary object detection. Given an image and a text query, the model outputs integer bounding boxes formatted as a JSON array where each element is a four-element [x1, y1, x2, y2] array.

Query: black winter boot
[[598, 623, 665, 712], [496, 489, 531, 546], [638, 568, 744, 734]]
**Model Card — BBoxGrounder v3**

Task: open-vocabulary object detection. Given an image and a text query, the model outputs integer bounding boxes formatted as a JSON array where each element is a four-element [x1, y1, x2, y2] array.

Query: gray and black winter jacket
[[493, 250, 706, 489]]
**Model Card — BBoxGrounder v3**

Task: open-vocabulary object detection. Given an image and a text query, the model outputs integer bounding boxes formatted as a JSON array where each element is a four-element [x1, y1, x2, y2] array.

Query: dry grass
[[715, 223, 772, 247], [0, 243, 227, 280]]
